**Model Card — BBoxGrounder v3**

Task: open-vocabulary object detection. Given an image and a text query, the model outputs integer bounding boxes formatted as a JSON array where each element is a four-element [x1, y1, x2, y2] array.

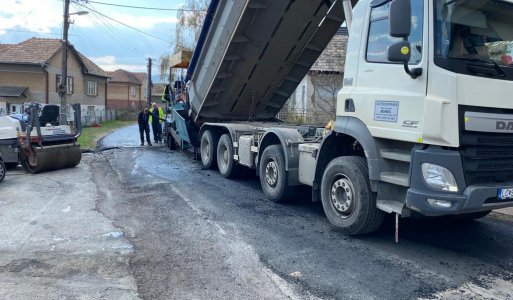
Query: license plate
[[498, 187, 513, 200]]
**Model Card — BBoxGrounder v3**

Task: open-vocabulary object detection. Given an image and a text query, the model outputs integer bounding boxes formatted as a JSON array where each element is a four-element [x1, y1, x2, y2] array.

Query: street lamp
[[59, 1, 89, 123], [70, 11, 89, 16]]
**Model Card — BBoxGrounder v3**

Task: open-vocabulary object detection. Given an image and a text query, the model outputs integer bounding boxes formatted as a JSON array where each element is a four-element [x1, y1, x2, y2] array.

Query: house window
[[130, 86, 136, 96], [56, 75, 74, 94], [86, 80, 98, 96], [366, 0, 423, 64]]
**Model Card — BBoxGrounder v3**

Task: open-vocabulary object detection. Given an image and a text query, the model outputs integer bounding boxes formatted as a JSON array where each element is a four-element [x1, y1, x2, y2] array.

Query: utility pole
[[147, 58, 152, 107], [59, 0, 71, 122]]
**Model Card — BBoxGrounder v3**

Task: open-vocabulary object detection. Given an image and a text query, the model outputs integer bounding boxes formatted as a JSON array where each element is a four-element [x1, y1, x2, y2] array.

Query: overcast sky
[[0, 0, 188, 81]]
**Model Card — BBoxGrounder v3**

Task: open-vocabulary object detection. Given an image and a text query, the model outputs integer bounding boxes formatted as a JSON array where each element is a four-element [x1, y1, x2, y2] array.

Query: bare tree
[[310, 72, 343, 123], [309, 49, 344, 124], [159, 0, 209, 82]]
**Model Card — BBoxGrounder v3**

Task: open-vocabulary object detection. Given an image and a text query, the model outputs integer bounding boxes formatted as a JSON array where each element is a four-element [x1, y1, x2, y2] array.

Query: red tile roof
[[107, 69, 146, 84], [0, 44, 14, 52], [133, 72, 147, 84], [0, 37, 107, 77], [0, 38, 61, 65]]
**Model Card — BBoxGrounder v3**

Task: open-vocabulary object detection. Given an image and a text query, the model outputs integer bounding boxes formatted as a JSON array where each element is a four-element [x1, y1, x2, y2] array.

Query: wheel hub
[[201, 139, 210, 160], [330, 177, 354, 216], [265, 160, 278, 187], [222, 148, 229, 164]]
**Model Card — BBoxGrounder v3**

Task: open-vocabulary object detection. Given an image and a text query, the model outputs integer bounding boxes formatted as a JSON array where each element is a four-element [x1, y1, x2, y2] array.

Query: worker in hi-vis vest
[[149, 103, 165, 143]]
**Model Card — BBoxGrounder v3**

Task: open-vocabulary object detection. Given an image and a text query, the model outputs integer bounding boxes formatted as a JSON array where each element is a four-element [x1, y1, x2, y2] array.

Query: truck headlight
[[421, 163, 458, 192]]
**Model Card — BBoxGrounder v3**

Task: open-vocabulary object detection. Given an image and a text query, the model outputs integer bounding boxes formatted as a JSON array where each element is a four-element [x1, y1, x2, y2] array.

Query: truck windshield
[[434, 0, 513, 80]]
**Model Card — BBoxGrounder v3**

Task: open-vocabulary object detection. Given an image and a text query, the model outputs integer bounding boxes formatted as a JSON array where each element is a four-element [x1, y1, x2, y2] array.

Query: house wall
[[107, 82, 145, 110], [0, 64, 46, 107], [0, 48, 107, 119], [46, 49, 107, 113]]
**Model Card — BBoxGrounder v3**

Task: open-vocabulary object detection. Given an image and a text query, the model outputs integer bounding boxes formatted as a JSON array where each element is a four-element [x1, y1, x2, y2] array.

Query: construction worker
[[149, 103, 165, 143], [138, 108, 151, 146]]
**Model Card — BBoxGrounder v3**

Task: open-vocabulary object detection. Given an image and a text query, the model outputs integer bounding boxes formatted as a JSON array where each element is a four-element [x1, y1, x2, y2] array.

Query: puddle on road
[[103, 231, 124, 238]]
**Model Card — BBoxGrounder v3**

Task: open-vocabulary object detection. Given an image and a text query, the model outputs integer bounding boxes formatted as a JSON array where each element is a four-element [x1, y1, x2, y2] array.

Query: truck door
[[354, 0, 427, 143]]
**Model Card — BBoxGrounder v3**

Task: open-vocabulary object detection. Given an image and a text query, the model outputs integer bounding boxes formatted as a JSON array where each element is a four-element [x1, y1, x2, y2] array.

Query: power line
[[75, 2, 173, 45], [75, 0, 205, 12], [0, 28, 78, 36]]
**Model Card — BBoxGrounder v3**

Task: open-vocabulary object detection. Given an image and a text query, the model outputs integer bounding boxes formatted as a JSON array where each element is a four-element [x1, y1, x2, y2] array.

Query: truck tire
[[200, 130, 219, 169], [0, 160, 5, 182], [217, 134, 240, 178], [321, 156, 384, 235], [259, 145, 292, 202]]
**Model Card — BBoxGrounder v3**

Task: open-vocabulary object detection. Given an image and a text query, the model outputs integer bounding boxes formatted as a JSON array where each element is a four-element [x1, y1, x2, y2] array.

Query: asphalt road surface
[[2, 124, 513, 299]]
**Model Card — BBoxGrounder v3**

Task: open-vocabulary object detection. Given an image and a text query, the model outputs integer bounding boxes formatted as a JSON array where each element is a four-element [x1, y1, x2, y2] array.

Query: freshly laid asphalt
[[1, 124, 513, 299]]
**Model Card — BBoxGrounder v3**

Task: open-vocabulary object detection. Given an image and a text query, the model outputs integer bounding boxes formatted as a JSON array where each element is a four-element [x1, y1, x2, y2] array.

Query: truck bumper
[[405, 146, 513, 216]]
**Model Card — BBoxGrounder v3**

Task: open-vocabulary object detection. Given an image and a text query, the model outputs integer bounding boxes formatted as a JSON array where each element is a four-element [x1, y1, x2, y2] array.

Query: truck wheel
[[167, 134, 176, 150], [201, 130, 219, 169], [217, 134, 240, 178], [259, 145, 291, 202], [0, 160, 5, 182], [321, 156, 384, 235]]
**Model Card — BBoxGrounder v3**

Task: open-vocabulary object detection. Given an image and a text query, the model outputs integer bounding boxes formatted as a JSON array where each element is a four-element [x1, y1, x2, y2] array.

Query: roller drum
[[20, 144, 82, 174]]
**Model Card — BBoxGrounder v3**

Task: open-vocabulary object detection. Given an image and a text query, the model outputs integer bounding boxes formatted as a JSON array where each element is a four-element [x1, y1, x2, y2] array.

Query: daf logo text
[[496, 121, 513, 131]]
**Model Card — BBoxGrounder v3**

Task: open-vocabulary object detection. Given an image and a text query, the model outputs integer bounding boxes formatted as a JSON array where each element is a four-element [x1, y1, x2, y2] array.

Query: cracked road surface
[[1, 124, 513, 299]]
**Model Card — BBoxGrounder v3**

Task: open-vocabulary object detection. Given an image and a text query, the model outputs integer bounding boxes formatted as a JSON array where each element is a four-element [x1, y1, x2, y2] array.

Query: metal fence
[[80, 109, 119, 127], [0, 106, 133, 126]]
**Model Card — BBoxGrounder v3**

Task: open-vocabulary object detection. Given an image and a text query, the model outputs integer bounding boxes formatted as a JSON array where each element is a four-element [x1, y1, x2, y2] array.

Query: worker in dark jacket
[[149, 103, 165, 143], [138, 108, 151, 146]]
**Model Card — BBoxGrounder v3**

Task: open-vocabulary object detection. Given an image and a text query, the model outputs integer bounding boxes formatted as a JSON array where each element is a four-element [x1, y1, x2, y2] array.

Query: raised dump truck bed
[[188, 0, 347, 123]]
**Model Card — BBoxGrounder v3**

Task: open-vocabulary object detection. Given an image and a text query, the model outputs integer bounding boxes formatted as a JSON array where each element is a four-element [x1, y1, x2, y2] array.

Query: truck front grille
[[459, 106, 513, 185]]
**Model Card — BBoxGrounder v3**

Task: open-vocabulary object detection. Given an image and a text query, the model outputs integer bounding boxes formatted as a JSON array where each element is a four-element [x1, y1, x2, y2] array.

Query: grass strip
[[78, 120, 134, 150]]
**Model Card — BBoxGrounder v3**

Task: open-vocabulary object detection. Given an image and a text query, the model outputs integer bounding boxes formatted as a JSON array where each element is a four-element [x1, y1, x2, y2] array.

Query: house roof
[[0, 44, 14, 52], [0, 37, 107, 77], [78, 52, 108, 78], [0, 86, 28, 97], [106, 69, 146, 84], [310, 27, 349, 73], [133, 72, 147, 84]]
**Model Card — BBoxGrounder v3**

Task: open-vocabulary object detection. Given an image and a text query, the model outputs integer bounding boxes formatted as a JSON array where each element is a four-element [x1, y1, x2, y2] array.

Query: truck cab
[[323, 0, 513, 227]]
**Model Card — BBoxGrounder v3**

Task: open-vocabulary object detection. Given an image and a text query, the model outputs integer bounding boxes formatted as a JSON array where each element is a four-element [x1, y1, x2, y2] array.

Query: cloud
[[0, 0, 177, 36], [108, 12, 178, 29], [91, 55, 146, 72], [0, 0, 62, 35]]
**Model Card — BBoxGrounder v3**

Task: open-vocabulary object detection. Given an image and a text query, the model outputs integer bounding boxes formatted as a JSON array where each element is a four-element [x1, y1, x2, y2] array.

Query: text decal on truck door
[[374, 101, 399, 123]]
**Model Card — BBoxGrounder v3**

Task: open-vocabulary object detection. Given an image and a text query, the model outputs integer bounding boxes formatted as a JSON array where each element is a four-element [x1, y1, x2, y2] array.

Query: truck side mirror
[[388, 41, 411, 63], [389, 0, 411, 38], [388, 40, 422, 79], [387, 0, 422, 79]]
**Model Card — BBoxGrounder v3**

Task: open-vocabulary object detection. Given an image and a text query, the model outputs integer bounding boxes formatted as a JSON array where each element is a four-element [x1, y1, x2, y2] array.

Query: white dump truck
[[163, 0, 513, 235]]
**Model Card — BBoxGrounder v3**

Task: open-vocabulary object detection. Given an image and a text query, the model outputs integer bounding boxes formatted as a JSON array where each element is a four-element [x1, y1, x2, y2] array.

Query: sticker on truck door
[[374, 101, 399, 122]]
